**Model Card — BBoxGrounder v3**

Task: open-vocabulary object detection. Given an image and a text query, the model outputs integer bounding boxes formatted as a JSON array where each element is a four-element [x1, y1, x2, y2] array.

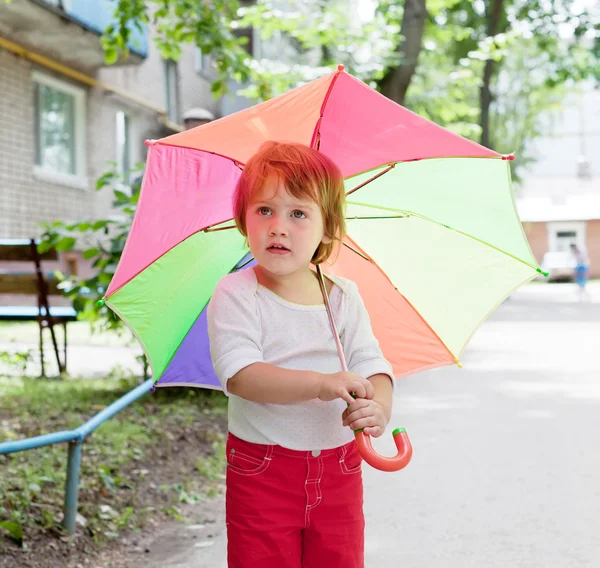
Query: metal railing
[[0, 378, 154, 534]]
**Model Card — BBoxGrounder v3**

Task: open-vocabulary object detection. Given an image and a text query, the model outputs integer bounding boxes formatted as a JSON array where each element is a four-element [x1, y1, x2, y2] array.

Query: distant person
[[570, 243, 590, 302]]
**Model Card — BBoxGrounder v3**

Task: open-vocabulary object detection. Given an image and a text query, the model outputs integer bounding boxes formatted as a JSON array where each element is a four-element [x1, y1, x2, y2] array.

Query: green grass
[[0, 375, 227, 547]]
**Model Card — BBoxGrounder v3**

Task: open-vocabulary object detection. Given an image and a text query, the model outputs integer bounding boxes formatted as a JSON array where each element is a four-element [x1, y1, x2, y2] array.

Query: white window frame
[[32, 71, 88, 190], [115, 110, 132, 186], [547, 221, 587, 253], [194, 48, 211, 75], [164, 60, 180, 124]]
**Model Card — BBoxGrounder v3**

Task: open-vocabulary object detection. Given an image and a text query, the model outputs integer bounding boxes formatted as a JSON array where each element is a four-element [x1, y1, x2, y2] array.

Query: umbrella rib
[[346, 164, 395, 196], [310, 66, 345, 150], [347, 200, 545, 275]]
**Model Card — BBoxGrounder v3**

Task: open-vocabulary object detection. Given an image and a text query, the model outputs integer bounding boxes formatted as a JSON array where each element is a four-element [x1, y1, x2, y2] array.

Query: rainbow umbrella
[[103, 65, 544, 390]]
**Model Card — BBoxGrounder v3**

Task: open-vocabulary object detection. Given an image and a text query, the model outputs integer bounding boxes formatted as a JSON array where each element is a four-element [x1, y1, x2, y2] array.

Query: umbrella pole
[[315, 264, 413, 473], [315, 265, 348, 372]]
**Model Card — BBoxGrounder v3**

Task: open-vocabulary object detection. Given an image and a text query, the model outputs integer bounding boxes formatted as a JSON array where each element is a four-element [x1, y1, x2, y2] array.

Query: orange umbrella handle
[[354, 427, 413, 472]]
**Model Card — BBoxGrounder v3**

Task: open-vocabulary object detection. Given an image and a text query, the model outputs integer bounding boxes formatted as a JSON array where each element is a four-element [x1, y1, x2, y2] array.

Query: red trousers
[[226, 433, 365, 568]]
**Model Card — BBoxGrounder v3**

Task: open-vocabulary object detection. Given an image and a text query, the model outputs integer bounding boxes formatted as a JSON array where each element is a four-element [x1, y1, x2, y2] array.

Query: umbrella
[[103, 64, 543, 402]]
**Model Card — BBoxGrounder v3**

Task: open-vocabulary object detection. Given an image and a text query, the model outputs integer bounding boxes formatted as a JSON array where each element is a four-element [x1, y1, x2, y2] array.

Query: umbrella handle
[[316, 264, 413, 473], [354, 427, 413, 472]]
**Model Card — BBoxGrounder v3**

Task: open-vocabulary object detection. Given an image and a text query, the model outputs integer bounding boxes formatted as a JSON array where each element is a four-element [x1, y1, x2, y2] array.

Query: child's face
[[245, 175, 330, 278]]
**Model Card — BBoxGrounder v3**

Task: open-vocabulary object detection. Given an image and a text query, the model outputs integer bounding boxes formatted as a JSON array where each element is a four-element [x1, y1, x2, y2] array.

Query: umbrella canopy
[[104, 65, 543, 389]]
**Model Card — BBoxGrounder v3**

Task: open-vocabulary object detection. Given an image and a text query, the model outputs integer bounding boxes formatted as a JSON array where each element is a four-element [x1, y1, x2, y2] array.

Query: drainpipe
[[0, 36, 183, 132]]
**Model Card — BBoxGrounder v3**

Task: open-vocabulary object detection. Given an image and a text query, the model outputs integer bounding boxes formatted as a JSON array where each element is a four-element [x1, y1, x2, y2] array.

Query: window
[[195, 48, 210, 74], [555, 231, 577, 251], [33, 71, 87, 189], [164, 60, 180, 124], [548, 222, 586, 253], [115, 111, 131, 185], [233, 27, 256, 57]]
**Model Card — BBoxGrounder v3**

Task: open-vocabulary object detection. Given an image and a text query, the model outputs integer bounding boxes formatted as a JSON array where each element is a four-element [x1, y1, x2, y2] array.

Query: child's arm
[[229, 364, 374, 405], [207, 273, 374, 405]]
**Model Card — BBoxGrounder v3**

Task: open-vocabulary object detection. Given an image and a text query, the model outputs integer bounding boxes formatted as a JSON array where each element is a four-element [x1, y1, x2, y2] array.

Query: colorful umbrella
[[103, 64, 544, 393]]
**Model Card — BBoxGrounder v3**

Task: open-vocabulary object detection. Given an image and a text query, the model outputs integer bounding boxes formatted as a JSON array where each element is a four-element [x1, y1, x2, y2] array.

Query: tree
[[39, 167, 143, 332], [439, 0, 599, 149], [378, 0, 428, 105]]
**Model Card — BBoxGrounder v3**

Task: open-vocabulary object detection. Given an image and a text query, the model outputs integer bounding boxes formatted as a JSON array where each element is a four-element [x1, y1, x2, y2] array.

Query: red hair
[[233, 141, 346, 264]]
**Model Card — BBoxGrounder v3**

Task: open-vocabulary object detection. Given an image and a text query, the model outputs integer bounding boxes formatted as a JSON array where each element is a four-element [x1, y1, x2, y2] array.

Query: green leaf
[[37, 240, 54, 254], [55, 237, 76, 252], [104, 47, 119, 65], [83, 248, 101, 260], [92, 220, 108, 230], [0, 520, 23, 544], [96, 172, 117, 190]]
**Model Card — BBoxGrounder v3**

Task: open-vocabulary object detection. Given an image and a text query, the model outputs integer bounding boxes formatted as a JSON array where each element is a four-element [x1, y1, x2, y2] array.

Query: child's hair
[[233, 141, 346, 265]]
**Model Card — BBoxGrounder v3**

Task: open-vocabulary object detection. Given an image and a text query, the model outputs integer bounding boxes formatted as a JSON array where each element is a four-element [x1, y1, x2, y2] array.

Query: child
[[207, 141, 395, 568], [570, 243, 590, 302]]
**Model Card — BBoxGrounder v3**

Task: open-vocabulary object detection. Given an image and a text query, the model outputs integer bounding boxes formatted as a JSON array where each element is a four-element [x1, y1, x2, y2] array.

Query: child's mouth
[[267, 245, 290, 255]]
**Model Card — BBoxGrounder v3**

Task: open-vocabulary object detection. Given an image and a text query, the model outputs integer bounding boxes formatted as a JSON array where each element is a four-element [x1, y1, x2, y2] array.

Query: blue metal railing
[[0, 378, 154, 534]]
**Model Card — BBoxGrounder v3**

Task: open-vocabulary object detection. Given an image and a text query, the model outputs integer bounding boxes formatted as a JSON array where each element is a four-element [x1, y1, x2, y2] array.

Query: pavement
[[131, 282, 600, 568]]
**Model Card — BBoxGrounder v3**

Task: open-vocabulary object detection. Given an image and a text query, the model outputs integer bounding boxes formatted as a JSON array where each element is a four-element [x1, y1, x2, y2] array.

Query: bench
[[0, 239, 77, 375]]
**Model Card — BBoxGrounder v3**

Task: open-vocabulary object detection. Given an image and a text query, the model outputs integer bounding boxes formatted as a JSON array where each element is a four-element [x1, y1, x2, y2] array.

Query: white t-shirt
[[206, 267, 395, 450]]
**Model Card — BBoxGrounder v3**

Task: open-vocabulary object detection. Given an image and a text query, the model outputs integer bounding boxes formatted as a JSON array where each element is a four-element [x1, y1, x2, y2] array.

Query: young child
[[207, 141, 395, 568]]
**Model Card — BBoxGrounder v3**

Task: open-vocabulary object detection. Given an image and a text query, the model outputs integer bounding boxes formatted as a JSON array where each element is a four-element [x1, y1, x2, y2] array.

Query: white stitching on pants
[[304, 455, 324, 528]]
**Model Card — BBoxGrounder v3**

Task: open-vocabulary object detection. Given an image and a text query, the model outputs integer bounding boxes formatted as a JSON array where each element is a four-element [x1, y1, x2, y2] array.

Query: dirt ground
[[0, 414, 228, 568]]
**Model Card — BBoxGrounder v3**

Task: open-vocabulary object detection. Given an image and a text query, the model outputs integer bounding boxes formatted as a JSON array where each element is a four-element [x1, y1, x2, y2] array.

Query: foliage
[[39, 165, 143, 332], [0, 375, 227, 548], [101, 0, 252, 98], [0, 348, 34, 376]]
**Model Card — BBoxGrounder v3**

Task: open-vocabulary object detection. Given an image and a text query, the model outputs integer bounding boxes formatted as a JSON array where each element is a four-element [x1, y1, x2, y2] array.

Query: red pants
[[226, 433, 365, 568]]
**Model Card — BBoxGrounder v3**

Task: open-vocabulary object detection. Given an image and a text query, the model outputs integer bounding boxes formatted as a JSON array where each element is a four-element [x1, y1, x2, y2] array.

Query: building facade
[[517, 83, 600, 278], [0, 0, 238, 243]]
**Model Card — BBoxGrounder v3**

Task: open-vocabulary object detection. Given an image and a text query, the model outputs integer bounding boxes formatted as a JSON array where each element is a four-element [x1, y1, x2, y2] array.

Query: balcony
[[0, 0, 148, 71]]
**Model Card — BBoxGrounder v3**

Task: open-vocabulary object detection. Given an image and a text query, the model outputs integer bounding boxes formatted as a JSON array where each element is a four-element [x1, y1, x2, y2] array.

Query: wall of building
[[1, 23, 223, 238], [0, 48, 92, 239], [587, 220, 600, 278], [522, 222, 547, 266], [523, 220, 600, 279], [98, 30, 219, 122]]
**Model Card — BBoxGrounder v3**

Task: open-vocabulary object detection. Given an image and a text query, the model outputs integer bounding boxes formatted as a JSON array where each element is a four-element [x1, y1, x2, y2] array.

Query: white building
[[516, 82, 600, 277]]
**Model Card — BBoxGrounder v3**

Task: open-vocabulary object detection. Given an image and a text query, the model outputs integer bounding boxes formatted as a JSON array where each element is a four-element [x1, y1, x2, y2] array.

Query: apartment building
[[0, 0, 245, 242], [517, 83, 600, 278]]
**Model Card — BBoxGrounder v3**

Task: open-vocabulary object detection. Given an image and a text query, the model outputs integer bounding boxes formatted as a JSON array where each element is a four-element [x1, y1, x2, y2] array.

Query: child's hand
[[318, 371, 374, 405], [341, 398, 388, 438]]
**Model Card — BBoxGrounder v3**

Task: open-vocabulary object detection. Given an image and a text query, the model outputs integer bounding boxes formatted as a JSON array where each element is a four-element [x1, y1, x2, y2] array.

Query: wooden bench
[[0, 239, 77, 375]]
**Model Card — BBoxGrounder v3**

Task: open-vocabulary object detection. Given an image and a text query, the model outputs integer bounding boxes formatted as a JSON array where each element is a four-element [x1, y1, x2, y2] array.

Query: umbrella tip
[[337, 64, 345, 72], [97, 299, 105, 307]]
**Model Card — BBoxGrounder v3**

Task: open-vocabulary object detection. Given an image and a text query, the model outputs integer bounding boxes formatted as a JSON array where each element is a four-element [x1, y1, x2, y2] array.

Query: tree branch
[[480, 0, 505, 149]]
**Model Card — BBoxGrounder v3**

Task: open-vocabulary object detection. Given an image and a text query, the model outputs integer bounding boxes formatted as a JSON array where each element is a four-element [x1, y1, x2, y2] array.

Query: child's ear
[[321, 234, 332, 245]]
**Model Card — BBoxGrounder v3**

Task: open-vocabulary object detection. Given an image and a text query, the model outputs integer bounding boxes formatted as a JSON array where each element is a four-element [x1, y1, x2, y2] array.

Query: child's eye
[[291, 210, 306, 219], [258, 207, 271, 216]]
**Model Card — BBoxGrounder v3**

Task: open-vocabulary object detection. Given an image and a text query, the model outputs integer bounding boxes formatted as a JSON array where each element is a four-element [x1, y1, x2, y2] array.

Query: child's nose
[[268, 217, 288, 236]]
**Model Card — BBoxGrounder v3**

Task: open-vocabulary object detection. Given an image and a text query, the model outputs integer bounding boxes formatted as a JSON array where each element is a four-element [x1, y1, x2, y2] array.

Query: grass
[[0, 374, 228, 555]]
